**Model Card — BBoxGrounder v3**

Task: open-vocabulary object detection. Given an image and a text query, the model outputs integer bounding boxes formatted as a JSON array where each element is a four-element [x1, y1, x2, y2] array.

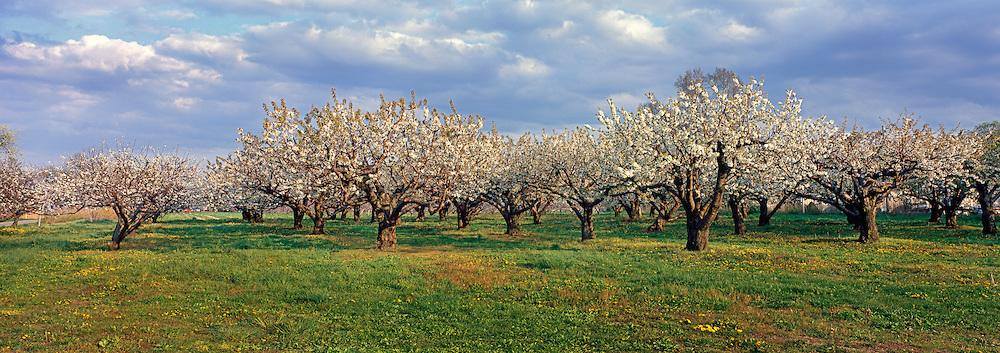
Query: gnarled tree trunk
[[530, 205, 544, 224], [928, 201, 943, 224], [501, 211, 522, 235], [377, 217, 398, 250], [415, 204, 427, 222], [571, 202, 598, 241], [857, 202, 879, 243], [453, 199, 479, 229], [944, 207, 959, 228], [975, 182, 996, 235], [757, 198, 770, 226], [438, 202, 450, 221], [728, 197, 747, 236], [685, 216, 710, 251], [310, 215, 326, 235], [292, 207, 305, 229]]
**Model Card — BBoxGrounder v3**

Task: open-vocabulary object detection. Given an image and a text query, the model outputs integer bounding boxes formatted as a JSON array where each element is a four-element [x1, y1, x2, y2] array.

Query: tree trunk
[[438, 202, 450, 221], [664, 201, 679, 222], [685, 216, 709, 251], [292, 208, 304, 229], [928, 201, 943, 224], [976, 183, 996, 234], [501, 212, 521, 235], [622, 196, 642, 222], [455, 201, 475, 229], [249, 210, 264, 223], [846, 211, 863, 230], [109, 221, 134, 250], [944, 207, 959, 228], [857, 205, 879, 243], [377, 217, 398, 250], [628, 196, 643, 222], [415, 205, 426, 222], [574, 205, 595, 241], [352, 205, 362, 223], [729, 197, 746, 236], [757, 198, 771, 226], [646, 214, 665, 232], [310, 215, 325, 235], [530, 205, 543, 224]]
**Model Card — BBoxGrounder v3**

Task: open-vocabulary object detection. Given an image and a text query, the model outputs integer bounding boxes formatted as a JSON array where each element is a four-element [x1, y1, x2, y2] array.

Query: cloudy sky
[[1, 0, 998, 163]]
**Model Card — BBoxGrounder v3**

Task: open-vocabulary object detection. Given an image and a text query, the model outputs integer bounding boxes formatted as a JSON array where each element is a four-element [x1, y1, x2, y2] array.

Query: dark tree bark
[[107, 208, 150, 250], [415, 204, 427, 222], [310, 215, 326, 235], [685, 215, 710, 251], [975, 182, 997, 234], [857, 204, 879, 243], [482, 192, 534, 236], [677, 141, 732, 251], [728, 197, 747, 236], [110, 222, 134, 250], [756, 193, 793, 227], [928, 201, 943, 224], [377, 217, 398, 250], [501, 212, 522, 235], [757, 198, 770, 226], [567, 200, 601, 241], [352, 205, 362, 223], [292, 207, 305, 230], [574, 205, 596, 241], [530, 205, 543, 224], [846, 211, 863, 230], [620, 194, 643, 222], [646, 199, 678, 232], [457, 210, 471, 229], [940, 190, 968, 229], [438, 202, 450, 221], [453, 198, 481, 230], [242, 209, 263, 223], [664, 201, 679, 221], [646, 216, 665, 232], [944, 207, 959, 228]]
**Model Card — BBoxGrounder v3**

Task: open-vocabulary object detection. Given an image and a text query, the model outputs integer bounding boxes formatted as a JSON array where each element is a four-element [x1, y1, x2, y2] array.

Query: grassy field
[[0, 211, 998, 352]]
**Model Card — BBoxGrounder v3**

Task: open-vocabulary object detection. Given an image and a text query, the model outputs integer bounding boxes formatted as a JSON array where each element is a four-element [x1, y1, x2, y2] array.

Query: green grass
[[1, 211, 998, 352]]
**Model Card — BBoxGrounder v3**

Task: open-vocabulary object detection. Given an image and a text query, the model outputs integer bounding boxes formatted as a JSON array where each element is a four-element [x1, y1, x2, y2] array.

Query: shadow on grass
[[3, 211, 996, 253]]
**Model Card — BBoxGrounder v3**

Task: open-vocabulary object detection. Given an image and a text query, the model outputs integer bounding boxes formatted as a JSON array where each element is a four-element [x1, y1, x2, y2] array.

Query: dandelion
[[693, 324, 721, 333]]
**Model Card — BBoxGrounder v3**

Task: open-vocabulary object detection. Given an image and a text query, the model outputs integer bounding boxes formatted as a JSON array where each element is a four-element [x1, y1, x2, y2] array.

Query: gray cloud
[[0, 0, 998, 163]]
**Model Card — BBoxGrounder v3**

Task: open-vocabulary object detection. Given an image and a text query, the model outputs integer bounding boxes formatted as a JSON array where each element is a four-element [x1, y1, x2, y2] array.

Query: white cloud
[[2, 35, 220, 86], [158, 9, 198, 20], [499, 55, 551, 79], [155, 33, 247, 63], [539, 20, 575, 39], [595, 9, 667, 47], [245, 22, 507, 73], [721, 20, 760, 41], [172, 97, 200, 110]]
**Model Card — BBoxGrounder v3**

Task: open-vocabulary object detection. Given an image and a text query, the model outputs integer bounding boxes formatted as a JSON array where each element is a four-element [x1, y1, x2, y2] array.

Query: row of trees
[[2, 69, 998, 251]]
